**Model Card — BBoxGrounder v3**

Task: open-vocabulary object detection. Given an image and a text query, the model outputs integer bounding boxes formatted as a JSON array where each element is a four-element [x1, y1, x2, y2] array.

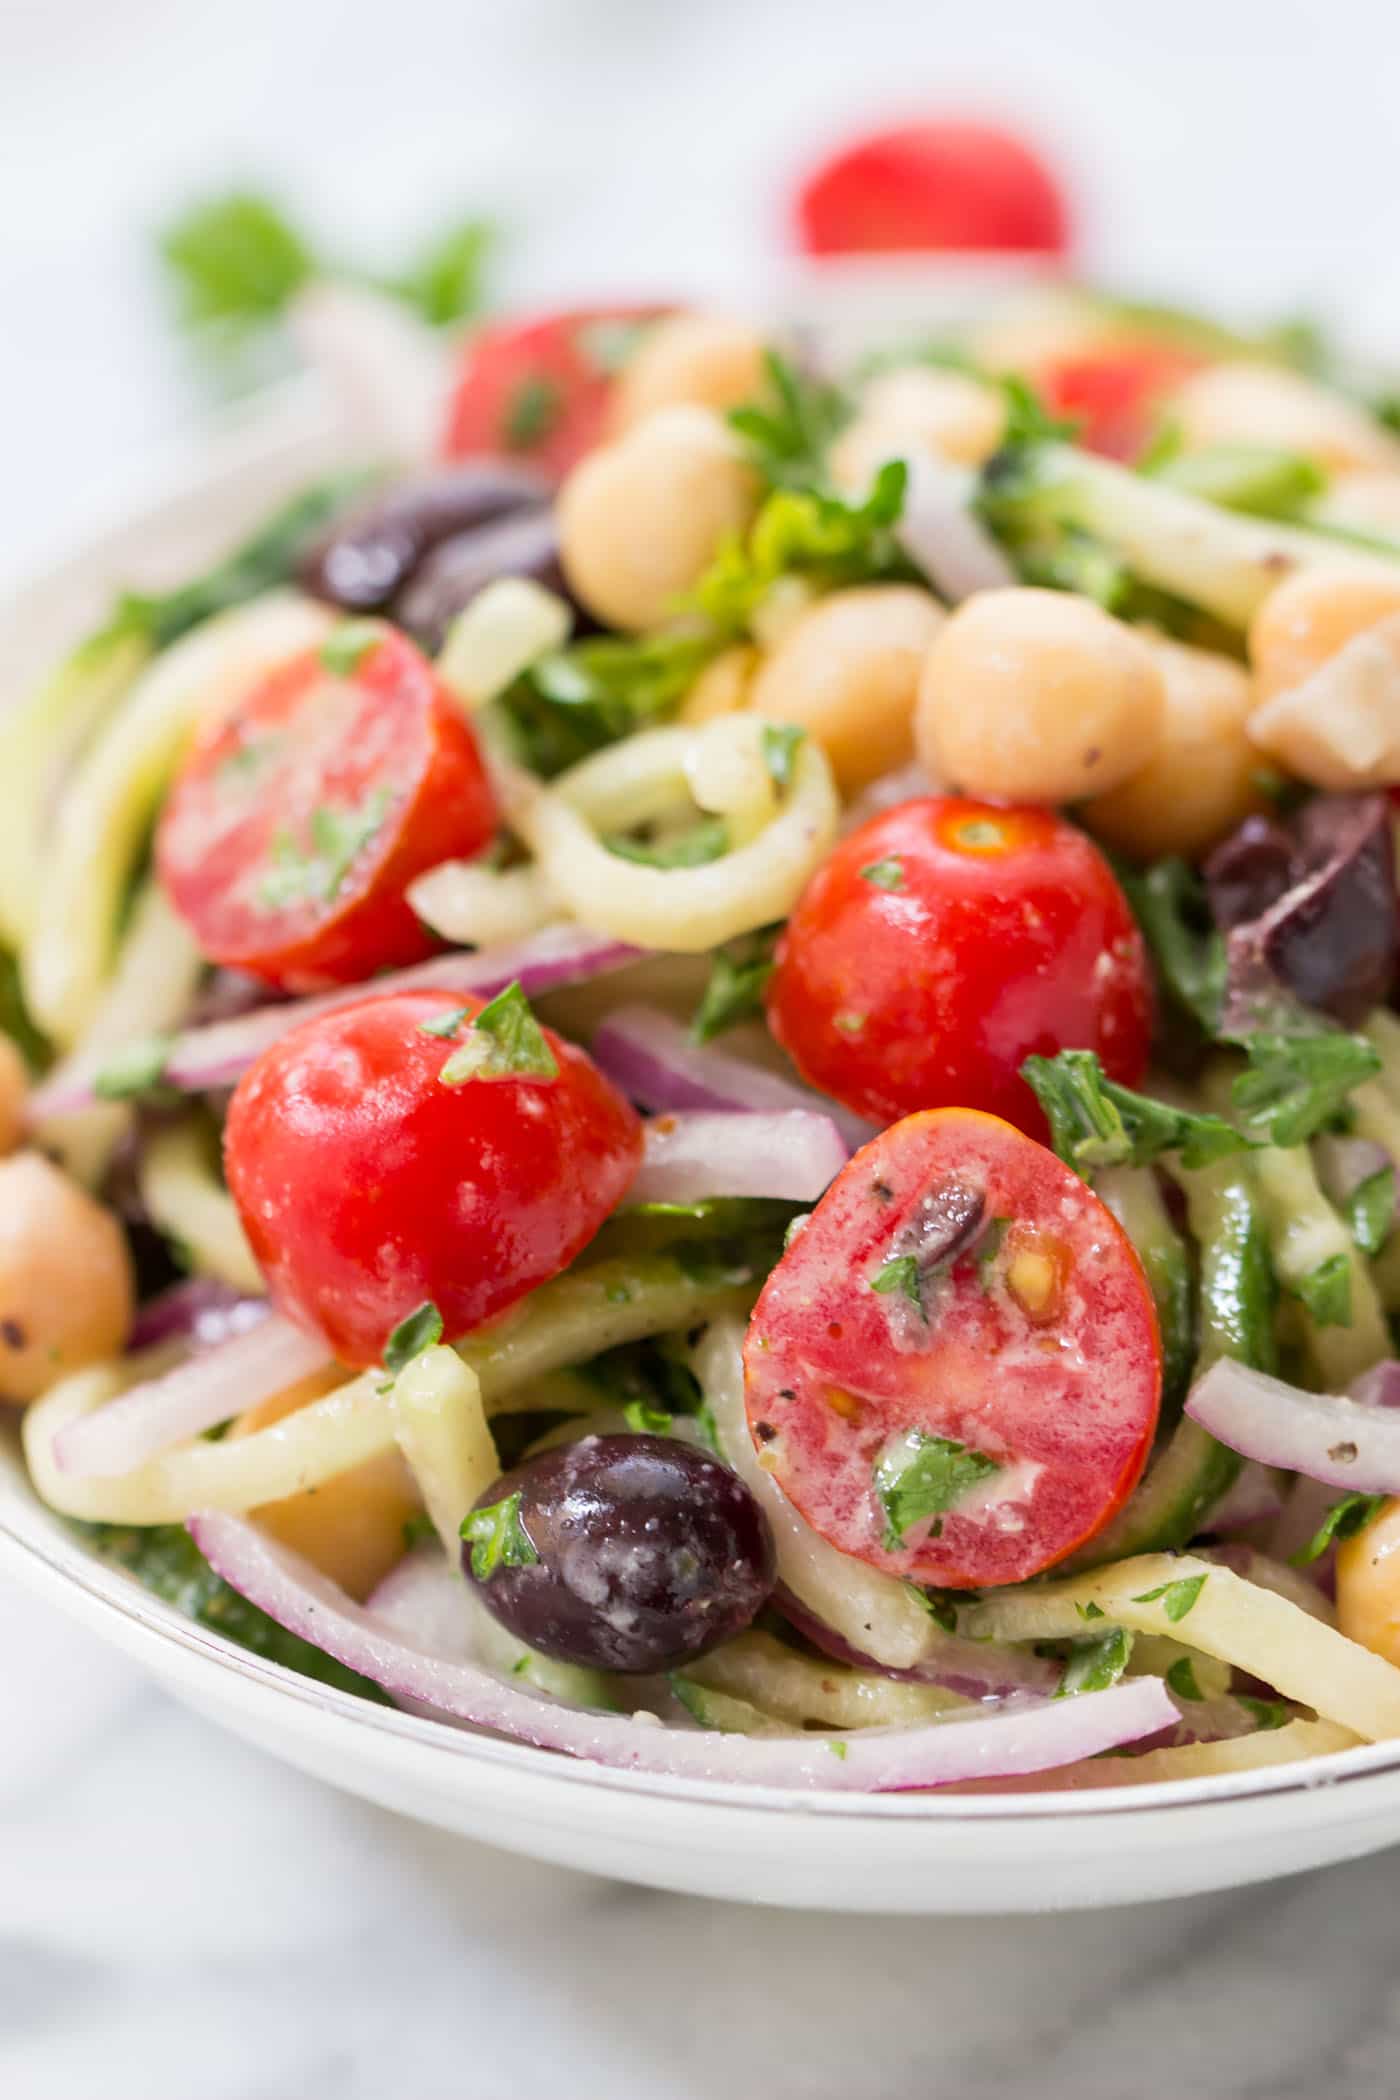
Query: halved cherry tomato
[[157, 623, 496, 990], [1041, 344, 1206, 460], [765, 798, 1152, 1138], [441, 305, 669, 480], [743, 1107, 1161, 1587], [224, 987, 643, 1366], [794, 121, 1070, 257]]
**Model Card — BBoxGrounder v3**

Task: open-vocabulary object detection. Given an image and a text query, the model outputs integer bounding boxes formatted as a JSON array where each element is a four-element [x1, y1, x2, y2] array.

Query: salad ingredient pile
[[13, 255, 1400, 1794]]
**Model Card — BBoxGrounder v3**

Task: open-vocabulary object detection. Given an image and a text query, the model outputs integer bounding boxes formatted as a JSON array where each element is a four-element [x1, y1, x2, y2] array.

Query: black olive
[[463, 1433, 776, 1674], [298, 463, 550, 613], [1204, 814, 1297, 932], [392, 508, 572, 654]]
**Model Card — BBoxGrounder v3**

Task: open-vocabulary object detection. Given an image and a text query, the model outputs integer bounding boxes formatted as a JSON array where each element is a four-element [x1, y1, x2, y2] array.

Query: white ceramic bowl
[[7, 372, 1400, 1915]]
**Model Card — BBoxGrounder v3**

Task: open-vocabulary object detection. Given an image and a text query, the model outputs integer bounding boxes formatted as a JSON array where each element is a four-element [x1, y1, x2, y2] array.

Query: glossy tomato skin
[[441, 305, 668, 480], [1041, 345, 1205, 460], [157, 626, 496, 991], [224, 989, 643, 1367], [795, 122, 1069, 257], [766, 798, 1152, 1138], [744, 1107, 1161, 1587]]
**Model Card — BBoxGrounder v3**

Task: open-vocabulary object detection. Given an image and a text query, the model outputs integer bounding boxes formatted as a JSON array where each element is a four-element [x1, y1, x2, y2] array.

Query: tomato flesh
[[766, 798, 1152, 1139], [441, 305, 668, 480], [744, 1108, 1161, 1587], [794, 122, 1070, 257], [1041, 345, 1206, 460], [224, 989, 643, 1367], [157, 626, 496, 990]]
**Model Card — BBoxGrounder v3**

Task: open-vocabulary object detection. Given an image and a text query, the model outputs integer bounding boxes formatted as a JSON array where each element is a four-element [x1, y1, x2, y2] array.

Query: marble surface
[[10, 0, 1400, 2091]]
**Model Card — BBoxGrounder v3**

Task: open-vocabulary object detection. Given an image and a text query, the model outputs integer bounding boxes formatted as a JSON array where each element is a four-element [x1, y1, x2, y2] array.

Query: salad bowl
[[7, 368, 1400, 1911]]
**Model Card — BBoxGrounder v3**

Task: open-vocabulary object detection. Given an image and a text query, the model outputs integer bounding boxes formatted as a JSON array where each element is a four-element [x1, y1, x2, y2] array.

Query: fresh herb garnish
[[1292, 1251, 1354, 1330], [504, 631, 721, 776], [1119, 858, 1226, 1036], [417, 1005, 472, 1040], [1075, 1599, 1107, 1622], [401, 1510, 439, 1551], [1022, 1049, 1247, 1179], [258, 787, 391, 912], [860, 856, 906, 891], [93, 1033, 176, 1102], [502, 374, 563, 450], [693, 463, 912, 636], [690, 926, 779, 1042], [1056, 1626, 1133, 1698], [319, 621, 382, 677], [873, 1429, 1002, 1551], [1131, 1573, 1207, 1622], [1237, 1695, 1291, 1731], [761, 723, 806, 791], [438, 981, 558, 1085], [1231, 1031, 1383, 1149], [382, 1300, 444, 1380], [622, 1399, 673, 1435], [869, 1253, 925, 1313], [1290, 1491, 1387, 1566], [461, 1490, 540, 1581], [727, 350, 851, 491], [603, 817, 730, 868], [1345, 1166, 1397, 1257], [1165, 1655, 1204, 1701]]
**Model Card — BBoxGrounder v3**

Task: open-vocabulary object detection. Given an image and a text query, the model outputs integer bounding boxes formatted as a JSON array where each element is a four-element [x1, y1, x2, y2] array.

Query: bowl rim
[[6, 342, 1400, 1831]]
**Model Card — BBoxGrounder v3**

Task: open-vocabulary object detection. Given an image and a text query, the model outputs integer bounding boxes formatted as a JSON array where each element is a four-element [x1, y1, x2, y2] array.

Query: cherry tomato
[[441, 305, 669, 480], [766, 798, 1152, 1137], [1041, 344, 1206, 460], [794, 122, 1069, 257], [157, 624, 496, 991], [744, 1107, 1161, 1587], [224, 987, 643, 1367]]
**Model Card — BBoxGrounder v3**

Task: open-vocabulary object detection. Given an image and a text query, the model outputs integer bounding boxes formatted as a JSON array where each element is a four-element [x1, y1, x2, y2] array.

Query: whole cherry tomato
[[157, 622, 495, 991], [224, 985, 643, 1367], [794, 121, 1070, 257], [743, 1106, 1161, 1587], [765, 797, 1152, 1137], [441, 305, 669, 480]]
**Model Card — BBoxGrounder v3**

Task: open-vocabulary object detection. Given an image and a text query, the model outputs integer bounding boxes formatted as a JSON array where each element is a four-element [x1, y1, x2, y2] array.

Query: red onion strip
[[635, 1111, 849, 1205], [1186, 1357, 1400, 1494]]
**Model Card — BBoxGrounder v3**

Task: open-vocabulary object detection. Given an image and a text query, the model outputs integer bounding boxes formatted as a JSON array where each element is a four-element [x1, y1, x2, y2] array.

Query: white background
[[6, 4, 1400, 2094]]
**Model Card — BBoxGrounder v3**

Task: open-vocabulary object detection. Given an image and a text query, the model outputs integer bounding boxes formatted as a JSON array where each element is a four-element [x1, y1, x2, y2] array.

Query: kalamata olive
[[1214, 792, 1397, 1028], [462, 1433, 776, 1674], [392, 507, 572, 653], [298, 463, 550, 613], [1204, 814, 1296, 933]]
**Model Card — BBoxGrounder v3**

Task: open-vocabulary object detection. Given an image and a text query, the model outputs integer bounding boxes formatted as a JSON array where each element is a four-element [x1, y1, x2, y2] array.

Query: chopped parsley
[[382, 1300, 444, 1379], [437, 981, 559, 1085], [1237, 1695, 1290, 1732], [869, 1253, 925, 1314], [461, 1490, 540, 1581], [1290, 1491, 1387, 1566], [860, 856, 906, 892], [1131, 1573, 1208, 1622], [726, 350, 851, 491], [502, 374, 563, 450], [1022, 1049, 1248, 1179], [622, 1399, 673, 1435], [1165, 1655, 1204, 1701], [690, 926, 779, 1042], [1231, 1031, 1382, 1149], [319, 621, 382, 677], [258, 787, 391, 912], [1056, 1626, 1133, 1698], [1075, 1599, 1106, 1622], [827, 1738, 849, 1761], [1292, 1251, 1353, 1330], [1345, 1166, 1397, 1257], [418, 1005, 472, 1040], [873, 1428, 1002, 1551], [603, 817, 730, 868], [93, 1033, 176, 1102], [761, 723, 806, 791]]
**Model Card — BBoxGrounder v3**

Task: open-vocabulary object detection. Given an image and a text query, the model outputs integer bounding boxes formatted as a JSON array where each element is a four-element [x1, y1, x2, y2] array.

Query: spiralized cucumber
[[138, 1118, 264, 1294], [390, 1347, 498, 1555], [992, 1718, 1359, 1791], [1248, 1142, 1389, 1386], [23, 592, 333, 1045], [683, 1631, 964, 1730], [1095, 1164, 1195, 1415], [960, 1551, 1400, 1742]]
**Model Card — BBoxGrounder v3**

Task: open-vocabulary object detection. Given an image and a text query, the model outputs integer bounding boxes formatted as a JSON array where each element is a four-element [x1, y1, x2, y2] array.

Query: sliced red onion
[[635, 1111, 849, 1205], [1348, 1360, 1400, 1410], [191, 1513, 1174, 1788], [592, 1007, 875, 1151], [128, 1279, 267, 1354], [1200, 1459, 1287, 1535], [897, 453, 1016, 602], [774, 1585, 1058, 1701], [1315, 1134, 1396, 1219], [32, 927, 646, 1115], [1186, 1357, 1400, 1494], [55, 1312, 329, 1478]]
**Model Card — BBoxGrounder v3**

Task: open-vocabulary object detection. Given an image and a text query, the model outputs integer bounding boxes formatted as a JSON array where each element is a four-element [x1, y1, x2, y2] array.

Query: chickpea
[[1249, 568, 1400, 701], [558, 406, 759, 633], [1079, 635, 1265, 861], [831, 365, 1007, 489], [1313, 471, 1400, 542], [0, 1036, 29, 1157], [609, 313, 769, 436], [1170, 362, 1400, 475], [231, 1370, 422, 1601], [679, 643, 759, 725], [748, 585, 945, 795], [916, 588, 1166, 806], [1336, 1498, 1400, 1666], [0, 1152, 133, 1403]]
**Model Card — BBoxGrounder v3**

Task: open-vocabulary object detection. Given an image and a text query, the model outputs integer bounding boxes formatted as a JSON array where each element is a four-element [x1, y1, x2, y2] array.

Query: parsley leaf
[[258, 787, 390, 912], [603, 817, 730, 868], [387, 215, 493, 328], [727, 350, 851, 490], [690, 926, 780, 1043], [1075, 1599, 1106, 1622], [1231, 1031, 1382, 1149], [159, 192, 314, 337], [1237, 1695, 1290, 1731], [860, 856, 906, 892], [1290, 1491, 1387, 1566], [502, 375, 563, 451], [870, 1254, 925, 1313], [1021, 1049, 1248, 1178], [1346, 1166, 1397, 1257], [692, 462, 912, 637], [504, 631, 720, 776], [1119, 858, 1226, 1036], [1291, 1251, 1353, 1330], [873, 1428, 1002, 1550], [761, 723, 806, 791], [93, 1033, 175, 1102], [319, 621, 382, 677], [417, 1005, 472, 1040], [1131, 1573, 1208, 1622], [1056, 1626, 1133, 1698], [1166, 1655, 1204, 1701], [383, 1300, 444, 1378], [622, 1399, 673, 1434], [461, 1491, 540, 1581], [438, 981, 558, 1085]]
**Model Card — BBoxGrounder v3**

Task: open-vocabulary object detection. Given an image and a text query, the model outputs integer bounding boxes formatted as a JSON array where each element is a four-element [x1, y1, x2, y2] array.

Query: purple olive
[[298, 463, 550, 613], [392, 508, 571, 653], [463, 1433, 776, 1674]]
